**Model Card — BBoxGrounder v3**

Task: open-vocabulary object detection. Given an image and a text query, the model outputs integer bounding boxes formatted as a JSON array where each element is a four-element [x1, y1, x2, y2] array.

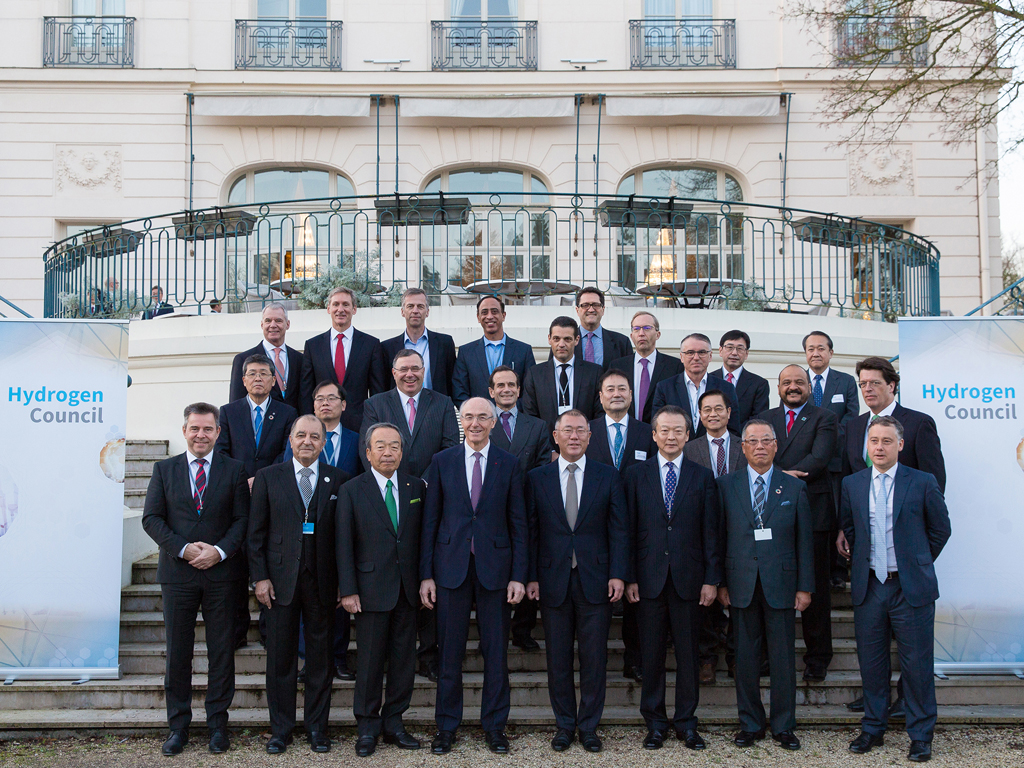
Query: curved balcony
[[42, 193, 940, 321]]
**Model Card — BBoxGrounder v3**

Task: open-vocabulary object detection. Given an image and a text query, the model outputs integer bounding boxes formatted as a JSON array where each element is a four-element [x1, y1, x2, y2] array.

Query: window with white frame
[[69, 0, 127, 52]]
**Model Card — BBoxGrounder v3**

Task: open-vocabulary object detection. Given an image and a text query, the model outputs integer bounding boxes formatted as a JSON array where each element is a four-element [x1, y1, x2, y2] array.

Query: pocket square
[[330, 494, 338, 501], [781, 500, 792, 506], [410, 498, 421, 504]]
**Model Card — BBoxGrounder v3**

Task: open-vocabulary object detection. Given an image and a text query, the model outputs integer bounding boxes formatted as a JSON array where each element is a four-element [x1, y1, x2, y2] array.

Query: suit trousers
[[801, 531, 834, 671], [161, 577, 239, 731], [621, 599, 642, 671], [264, 567, 334, 737], [353, 586, 419, 738], [698, 601, 729, 666], [436, 555, 512, 733], [854, 574, 936, 742], [732, 577, 797, 734], [541, 568, 612, 733], [510, 597, 538, 643], [639, 580, 701, 731], [298, 608, 351, 668], [417, 605, 437, 667]]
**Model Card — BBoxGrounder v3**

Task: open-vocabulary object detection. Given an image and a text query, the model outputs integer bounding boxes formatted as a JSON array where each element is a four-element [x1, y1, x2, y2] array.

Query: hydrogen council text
[[921, 384, 1018, 421], [8, 386, 105, 424]]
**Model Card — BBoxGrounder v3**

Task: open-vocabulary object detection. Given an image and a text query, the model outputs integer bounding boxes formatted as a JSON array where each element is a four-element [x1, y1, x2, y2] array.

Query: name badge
[[634, 450, 647, 461], [831, 394, 845, 403], [754, 528, 773, 541], [302, 522, 315, 535], [557, 405, 572, 415]]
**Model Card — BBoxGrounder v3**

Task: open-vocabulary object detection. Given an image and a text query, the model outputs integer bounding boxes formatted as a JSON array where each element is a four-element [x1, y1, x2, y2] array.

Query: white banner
[[0, 320, 128, 680], [899, 317, 1024, 673]]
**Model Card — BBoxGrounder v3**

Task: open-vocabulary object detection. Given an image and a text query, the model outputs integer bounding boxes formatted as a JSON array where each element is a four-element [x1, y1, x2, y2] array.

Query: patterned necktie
[[559, 364, 570, 407], [322, 431, 336, 466], [253, 404, 263, 447], [637, 358, 651, 419], [872, 473, 890, 583], [664, 461, 677, 517], [726, 371, 734, 384], [334, 332, 347, 385], [713, 437, 726, 477], [584, 333, 595, 363], [786, 409, 796, 436], [299, 467, 314, 510], [273, 347, 287, 393], [501, 411, 513, 441], [385, 479, 399, 532], [565, 463, 579, 567], [407, 397, 416, 432], [193, 458, 207, 514], [753, 475, 766, 527], [612, 423, 624, 469], [813, 374, 823, 408]]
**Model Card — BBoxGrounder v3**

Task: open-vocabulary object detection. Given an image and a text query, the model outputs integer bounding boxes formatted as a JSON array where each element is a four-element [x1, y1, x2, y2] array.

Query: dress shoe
[[849, 731, 884, 754], [773, 730, 801, 750], [335, 664, 355, 681], [803, 665, 827, 682], [623, 665, 644, 683], [485, 730, 510, 753], [889, 696, 906, 719], [580, 731, 602, 752], [354, 735, 377, 757], [831, 574, 847, 589], [161, 730, 189, 756], [297, 666, 306, 684], [847, 695, 865, 712], [208, 729, 230, 754], [734, 729, 766, 747], [431, 730, 455, 754], [676, 729, 705, 750], [308, 731, 331, 753], [643, 728, 667, 749], [419, 660, 439, 683], [265, 734, 293, 754], [699, 660, 717, 684], [551, 729, 574, 751], [512, 636, 540, 651], [908, 740, 932, 762], [383, 730, 421, 749]]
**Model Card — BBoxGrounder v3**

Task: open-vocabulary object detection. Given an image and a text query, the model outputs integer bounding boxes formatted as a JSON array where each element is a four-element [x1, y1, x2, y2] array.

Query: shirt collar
[[262, 339, 285, 356], [398, 388, 422, 408], [635, 350, 657, 365], [186, 449, 210, 466], [485, 334, 507, 347], [707, 431, 729, 445], [874, 399, 898, 418], [871, 462, 899, 483], [331, 326, 351, 342], [811, 366, 830, 385], [466, 441, 490, 461], [725, 365, 743, 381], [404, 328, 429, 345], [605, 413, 629, 429], [555, 355, 575, 370], [747, 464, 773, 487], [557, 454, 587, 474], [370, 465, 397, 495], [582, 325, 603, 340], [499, 405, 518, 419], [785, 401, 808, 419], [687, 372, 709, 391], [292, 457, 319, 479], [247, 395, 268, 413], [657, 451, 682, 471]]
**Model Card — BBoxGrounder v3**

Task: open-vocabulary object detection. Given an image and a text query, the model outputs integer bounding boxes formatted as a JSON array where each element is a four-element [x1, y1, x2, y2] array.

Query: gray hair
[[261, 301, 289, 320], [327, 286, 357, 306], [365, 421, 404, 449], [742, 418, 777, 440], [459, 397, 499, 420], [867, 415, 905, 442], [290, 413, 327, 438]]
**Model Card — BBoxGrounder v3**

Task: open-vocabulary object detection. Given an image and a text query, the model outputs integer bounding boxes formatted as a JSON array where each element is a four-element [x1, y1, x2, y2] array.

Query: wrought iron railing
[[235, 19, 343, 70], [431, 20, 537, 70], [836, 16, 928, 68], [42, 194, 941, 321], [42, 16, 135, 67], [629, 18, 736, 69]]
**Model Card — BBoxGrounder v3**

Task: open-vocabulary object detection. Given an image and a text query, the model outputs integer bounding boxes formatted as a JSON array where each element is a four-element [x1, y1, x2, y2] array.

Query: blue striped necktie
[[253, 404, 263, 447]]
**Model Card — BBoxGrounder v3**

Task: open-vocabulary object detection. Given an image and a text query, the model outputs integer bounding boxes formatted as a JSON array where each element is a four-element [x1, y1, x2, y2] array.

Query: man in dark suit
[[248, 415, 349, 755], [758, 365, 838, 682], [381, 288, 457, 398], [143, 284, 174, 319], [624, 405, 721, 751], [607, 311, 683, 424], [839, 416, 951, 763], [488, 365, 554, 652], [652, 333, 741, 437], [717, 419, 814, 751], [713, 330, 770, 427], [338, 422, 427, 756], [585, 369, 654, 683], [451, 295, 536, 407], [803, 331, 860, 587], [526, 410, 629, 753], [228, 303, 303, 411], [141, 403, 250, 756], [299, 286, 387, 430], [522, 316, 602, 432], [566, 287, 632, 369], [419, 397, 529, 755]]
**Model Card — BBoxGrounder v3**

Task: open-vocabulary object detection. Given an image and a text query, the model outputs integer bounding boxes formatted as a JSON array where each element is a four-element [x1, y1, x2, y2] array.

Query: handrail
[[0, 294, 32, 318]]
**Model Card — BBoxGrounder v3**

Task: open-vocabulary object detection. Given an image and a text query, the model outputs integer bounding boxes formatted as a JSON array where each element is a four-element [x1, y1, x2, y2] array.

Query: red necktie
[[726, 372, 734, 384], [786, 409, 796, 435], [334, 333, 347, 385], [193, 458, 207, 513]]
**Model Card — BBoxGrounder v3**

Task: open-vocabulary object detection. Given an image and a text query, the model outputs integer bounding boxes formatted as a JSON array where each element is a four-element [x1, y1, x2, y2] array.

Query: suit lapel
[[312, 461, 335, 521], [571, 362, 585, 409], [428, 334, 442, 385], [670, 458, 695, 516], [643, 459, 665, 515], [173, 454, 197, 514], [542, 465, 572, 533], [892, 464, 910, 524], [779, 406, 811, 457], [390, 389, 414, 443], [365, 472, 398, 536], [573, 465, 598, 529], [478, 449, 502, 507], [409, 391, 428, 442], [854, 469, 872, 533], [508, 413, 529, 454], [759, 471, 786, 526], [396, 477, 415, 539], [538, 360, 557, 410]]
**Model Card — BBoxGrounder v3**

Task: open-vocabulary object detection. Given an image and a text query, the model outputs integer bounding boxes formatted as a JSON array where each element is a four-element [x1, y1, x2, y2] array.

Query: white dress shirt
[[557, 454, 586, 510], [554, 356, 575, 409], [810, 365, 830, 395], [868, 463, 898, 572], [657, 452, 682, 507], [247, 395, 270, 433], [633, 350, 658, 419], [863, 399, 899, 460], [722, 365, 743, 386], [706, 431, 731, 476], [331, 327, 352, 368], [399, 388, 422, 427], [262, 339, 289, 381], [179, 450, 225, 561], [605, 413, 629, 456], [371, 466, 400, 524], [465, 441, 490, 490], [292, 457, 319, 510]]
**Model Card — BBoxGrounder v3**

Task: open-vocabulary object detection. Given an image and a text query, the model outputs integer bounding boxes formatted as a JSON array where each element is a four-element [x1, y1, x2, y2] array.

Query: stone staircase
[[1, 442, 1022, 735]]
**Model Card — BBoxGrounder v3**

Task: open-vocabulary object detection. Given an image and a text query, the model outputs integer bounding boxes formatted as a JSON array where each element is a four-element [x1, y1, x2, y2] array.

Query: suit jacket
[[381, 329, 457, 398], [607, 352, 683, 424], [247, 460, 349, 607], [142, 452, 250, 583], [490, 409, 553, 475], [759, 403, 838, 530], [711, 366, 770, 427], [283, 425, 360, 477], [299, 327, 387, 431], [840, 465, 951, 608], [547, 327, 632, 371], [810, 368, 860, 473], [359, 388, 460, 478], [585, 415, 654, 477], [420, 443, 528, 591], [336, 470, 426, 612], [841, 403, 946, 492], [526, 460, 630, 607], [625, 455, 722, 600], [683, 433, 747, 476], [652, 372, 742, 437], [216, 397, 296, 479], [521, 358, 603, 432], [451, 335, 536, 406], [143, 301, 173, 320], [717, 468, 814, 609], [229, 341, 303, 411]]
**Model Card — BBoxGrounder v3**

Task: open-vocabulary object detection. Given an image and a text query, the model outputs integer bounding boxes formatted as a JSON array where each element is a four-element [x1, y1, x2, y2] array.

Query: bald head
[[778, 364, 808, 384], [460, 397, 496, 450]]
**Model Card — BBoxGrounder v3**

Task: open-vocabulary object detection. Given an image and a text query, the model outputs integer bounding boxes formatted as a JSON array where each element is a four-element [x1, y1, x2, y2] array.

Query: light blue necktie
[[322, 431, 336, 466], [872, 474, 890, 583], [253, 405, 263, 448], [612, 423, 624, 469], [813, 374, 824, 408]]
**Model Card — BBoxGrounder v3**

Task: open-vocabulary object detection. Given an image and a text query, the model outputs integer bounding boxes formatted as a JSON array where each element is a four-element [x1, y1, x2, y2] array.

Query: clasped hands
[[182, 542, 221, 570]]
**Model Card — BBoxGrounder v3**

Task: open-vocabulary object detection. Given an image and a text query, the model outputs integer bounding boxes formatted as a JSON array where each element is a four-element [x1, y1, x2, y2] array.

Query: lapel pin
[[800, 416, 806, 422], [775, 488, 782, 494], [268, 413, 275, 420], [324, 477, 330, 483]]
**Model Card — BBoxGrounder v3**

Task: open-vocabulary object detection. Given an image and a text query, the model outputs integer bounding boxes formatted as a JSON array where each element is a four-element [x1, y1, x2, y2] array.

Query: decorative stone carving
[[56, 146, 122, 192], [849, 144, 914, 196]]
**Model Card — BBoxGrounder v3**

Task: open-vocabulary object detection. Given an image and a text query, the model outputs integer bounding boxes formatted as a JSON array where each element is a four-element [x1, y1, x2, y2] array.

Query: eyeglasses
[[743, 438, 777, 446], [681, 350, 711, 359], [394, 366, 424, 375], [631, 325, 656, 333], [313, 395, 342, 404], [858, 380, 888, 390], [720, 344, 747, 353], [700, 405, 728, 415], [557, 427, 590, 437], [461, 414, 495, 423], [577, 302, 603, 310], [243, 371, 274, 379]]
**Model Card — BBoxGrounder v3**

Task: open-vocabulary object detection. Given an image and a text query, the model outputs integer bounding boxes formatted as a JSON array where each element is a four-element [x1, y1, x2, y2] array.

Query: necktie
[[501, 411, 513, 441], [664, 461, 677, 516], [786, 409, 796, 436], [385, 479, 399, 533], [612, 423, 624, 469], [334, 332, 347, 385], [299, 467, 313, 509], [872, 473, 890, 583], [471, 452, 483, 510], [407, 397, 416, 432], [713, 437, 726, 477], [753, 475, 766, 527], [253, 404, 263, 447], [273, 347, 287, 393], [193, 458, 207, 514], [813, 374, 823, 408], [559, 364, 570, 407], [726, 371, 734, 384], [565, 463, 579, 567], [584, 333, 595, 363], [322, 431, 336, 466], [637, 358, 651, 419]]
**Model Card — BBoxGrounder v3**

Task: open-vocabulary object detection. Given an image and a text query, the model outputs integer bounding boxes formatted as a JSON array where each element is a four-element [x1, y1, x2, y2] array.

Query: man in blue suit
[[652, 333, 741, 437], [451, 296, 536, 407], [419, 397, 529, 755], [839, 416, 951, 763]]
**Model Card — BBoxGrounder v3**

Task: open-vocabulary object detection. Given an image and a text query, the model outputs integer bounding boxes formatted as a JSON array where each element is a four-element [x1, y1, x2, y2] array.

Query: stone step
[[124, 457, 161, 475], [125, 440, 170, 459], [124, 471, 155, 491]]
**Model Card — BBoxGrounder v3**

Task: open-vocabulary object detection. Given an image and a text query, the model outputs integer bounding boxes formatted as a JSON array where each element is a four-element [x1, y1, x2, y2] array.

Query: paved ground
[[2, 727, 1023, 767]]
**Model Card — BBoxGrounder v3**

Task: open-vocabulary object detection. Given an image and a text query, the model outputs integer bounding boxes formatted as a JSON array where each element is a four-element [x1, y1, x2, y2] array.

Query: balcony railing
[[42, 16, 135, 67], [836, 16, 928, 68], [431, 20, 537, 70], [235, 19, 343, 70], [629, 18, 736, 69]]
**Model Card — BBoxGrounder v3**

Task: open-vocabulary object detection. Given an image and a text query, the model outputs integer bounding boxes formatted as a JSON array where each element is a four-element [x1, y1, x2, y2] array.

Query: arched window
[[616, 166, 742, 201], [227, 167, 354, 205]]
